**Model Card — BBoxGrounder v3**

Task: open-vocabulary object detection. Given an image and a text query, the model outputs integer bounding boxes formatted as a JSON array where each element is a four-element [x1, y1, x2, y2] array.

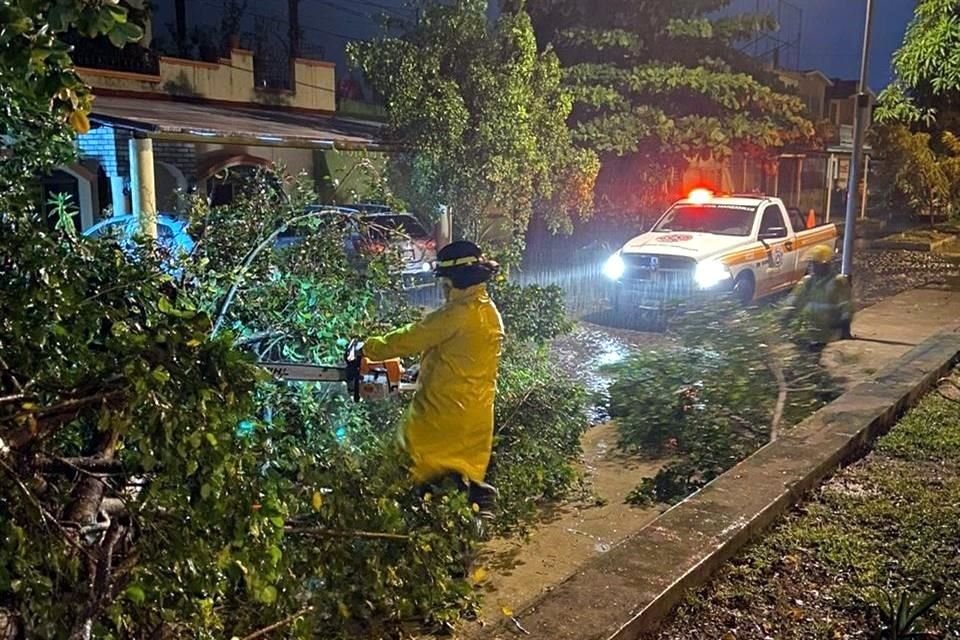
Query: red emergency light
[[687, 188, 714, 204]]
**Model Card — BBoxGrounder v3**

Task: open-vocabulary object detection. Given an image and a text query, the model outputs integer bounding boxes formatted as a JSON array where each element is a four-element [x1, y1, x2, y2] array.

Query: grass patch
[[880, 229, 956, 246], [652, 375, 960, 640]]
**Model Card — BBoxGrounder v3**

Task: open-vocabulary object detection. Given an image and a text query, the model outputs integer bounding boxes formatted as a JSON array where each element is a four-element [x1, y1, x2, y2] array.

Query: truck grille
[[621, 253, 695, 283]]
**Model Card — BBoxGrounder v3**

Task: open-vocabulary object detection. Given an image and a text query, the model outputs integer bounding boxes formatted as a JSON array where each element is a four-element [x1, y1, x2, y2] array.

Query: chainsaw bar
[[259, 362, 349, 383]]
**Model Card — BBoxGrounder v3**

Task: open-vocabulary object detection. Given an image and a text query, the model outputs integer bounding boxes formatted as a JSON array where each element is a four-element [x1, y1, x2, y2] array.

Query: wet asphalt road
[[546, 249, 960, 398]]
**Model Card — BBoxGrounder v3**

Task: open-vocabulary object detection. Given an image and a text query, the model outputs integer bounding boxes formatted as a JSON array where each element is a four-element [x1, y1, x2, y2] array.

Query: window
[[654, 205, 755, 236], [759, 205, 788, 239]]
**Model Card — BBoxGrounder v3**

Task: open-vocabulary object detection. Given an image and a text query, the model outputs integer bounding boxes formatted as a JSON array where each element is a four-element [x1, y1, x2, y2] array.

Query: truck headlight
[[603, 253, 625, 280], [694, 260, 732, 289]]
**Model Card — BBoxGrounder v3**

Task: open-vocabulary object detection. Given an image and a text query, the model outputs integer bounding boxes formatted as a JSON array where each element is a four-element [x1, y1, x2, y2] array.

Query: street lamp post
[[841, 0, 876, 277]]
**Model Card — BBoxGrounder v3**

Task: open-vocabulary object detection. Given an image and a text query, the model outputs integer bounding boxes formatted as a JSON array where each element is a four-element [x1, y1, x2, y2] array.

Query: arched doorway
[[155, 161, 189, 211], [198, 153, 279, 206]]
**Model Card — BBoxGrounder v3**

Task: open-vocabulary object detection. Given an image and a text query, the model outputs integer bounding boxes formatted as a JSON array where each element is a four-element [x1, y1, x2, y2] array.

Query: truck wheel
[[733, 272, 755, 305]]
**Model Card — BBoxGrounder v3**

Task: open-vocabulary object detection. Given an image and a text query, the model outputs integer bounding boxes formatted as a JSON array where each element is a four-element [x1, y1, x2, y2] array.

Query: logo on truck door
[[772, 245, 784, 267]]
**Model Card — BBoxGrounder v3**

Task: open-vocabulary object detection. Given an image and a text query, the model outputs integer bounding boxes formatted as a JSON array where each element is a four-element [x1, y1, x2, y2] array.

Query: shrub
[[489, 340, 589, 532], [605, 302, 838, 505], [489, 280, 572, 344]]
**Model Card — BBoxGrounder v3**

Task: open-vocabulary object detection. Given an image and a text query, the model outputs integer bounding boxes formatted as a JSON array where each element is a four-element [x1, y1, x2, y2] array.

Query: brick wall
[[77, 125, 119, 175], [154, 141, 197, 187]]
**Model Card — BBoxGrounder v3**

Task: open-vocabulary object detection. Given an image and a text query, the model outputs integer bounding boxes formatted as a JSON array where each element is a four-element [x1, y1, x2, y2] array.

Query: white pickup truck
[[602, 190, 839, 310]]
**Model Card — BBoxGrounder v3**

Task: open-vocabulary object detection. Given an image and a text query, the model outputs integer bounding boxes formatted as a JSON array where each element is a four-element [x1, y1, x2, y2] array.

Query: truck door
[[756, 204, 798, 295]]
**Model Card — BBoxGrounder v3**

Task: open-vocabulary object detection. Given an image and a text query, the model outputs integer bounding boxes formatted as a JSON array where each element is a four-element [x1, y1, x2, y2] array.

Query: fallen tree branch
[[235, 331, 287, 347], [767, 355, 788, 443], [0, 456, 96, 562], [4, 391, 126, 451], [283, 525, 409, 541], [212, 208, 354, 336], [240, 606, 316, 640], [34, 456, 134, 476]]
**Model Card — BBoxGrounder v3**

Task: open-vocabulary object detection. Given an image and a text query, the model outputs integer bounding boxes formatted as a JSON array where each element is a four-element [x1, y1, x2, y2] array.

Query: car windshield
[[653, 204, 756, 236], [365, 215, 429, 240]]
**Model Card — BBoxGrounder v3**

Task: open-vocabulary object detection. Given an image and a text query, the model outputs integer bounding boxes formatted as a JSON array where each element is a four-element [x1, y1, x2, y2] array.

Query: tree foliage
[[876, 0, 960, 126], [605, 302, 838, 504], [529, 0, 815, 212], [348, 0, 599, 262], [1, 2, 591, 636], [871, 124, 960, 221], [0, 0, 143, 163]]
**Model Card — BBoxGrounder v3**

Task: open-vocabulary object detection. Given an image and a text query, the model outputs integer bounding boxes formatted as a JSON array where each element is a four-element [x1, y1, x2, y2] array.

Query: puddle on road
[[550, 322, 669, 423]]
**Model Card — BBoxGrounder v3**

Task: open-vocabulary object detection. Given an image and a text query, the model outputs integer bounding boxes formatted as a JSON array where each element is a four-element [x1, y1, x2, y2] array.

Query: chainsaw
[[258, 340, 417, 401]]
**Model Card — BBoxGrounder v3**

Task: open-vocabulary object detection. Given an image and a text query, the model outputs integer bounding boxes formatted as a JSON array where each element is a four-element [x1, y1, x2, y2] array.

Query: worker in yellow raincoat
[[362, 241, 504, 514], [783, 244, 853, 349]]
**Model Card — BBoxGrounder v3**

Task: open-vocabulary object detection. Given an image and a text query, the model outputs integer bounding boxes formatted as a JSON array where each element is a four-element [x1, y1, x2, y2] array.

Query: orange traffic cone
[[806, 208, 817, 229]]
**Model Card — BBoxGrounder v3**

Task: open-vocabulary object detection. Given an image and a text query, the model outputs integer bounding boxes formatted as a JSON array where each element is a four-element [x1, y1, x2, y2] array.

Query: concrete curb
[[476, 330, 960, 640]]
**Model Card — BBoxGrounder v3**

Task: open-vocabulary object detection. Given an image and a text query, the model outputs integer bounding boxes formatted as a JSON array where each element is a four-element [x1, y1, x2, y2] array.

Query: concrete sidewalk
[[825, 284, 960, 389], [471, 284, 960, 640]]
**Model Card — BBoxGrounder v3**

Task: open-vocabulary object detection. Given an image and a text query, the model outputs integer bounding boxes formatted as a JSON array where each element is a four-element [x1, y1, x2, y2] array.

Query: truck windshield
[[654, 205, 756, 236]]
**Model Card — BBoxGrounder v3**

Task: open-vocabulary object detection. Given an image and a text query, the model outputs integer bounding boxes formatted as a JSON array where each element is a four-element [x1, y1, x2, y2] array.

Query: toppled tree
[[605, 302, 839, 505], [347, 0, 600, 262], [528, 0, 815, 213], [1, 7, 590, 636]]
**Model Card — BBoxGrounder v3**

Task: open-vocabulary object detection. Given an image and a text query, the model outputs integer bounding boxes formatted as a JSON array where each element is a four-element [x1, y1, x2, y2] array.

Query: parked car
[[279, 205, 438, 289], [82, 214, 195, 258]]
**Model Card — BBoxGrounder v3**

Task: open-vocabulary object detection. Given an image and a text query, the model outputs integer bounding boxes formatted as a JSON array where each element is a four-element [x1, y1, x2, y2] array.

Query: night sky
[[796, 0, 915, 89], [150, 0, 917, 90]]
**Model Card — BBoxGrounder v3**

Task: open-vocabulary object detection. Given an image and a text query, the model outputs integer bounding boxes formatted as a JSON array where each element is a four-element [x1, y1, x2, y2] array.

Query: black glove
[[344, 338, 365, 363], [344, 338, 365, 402]]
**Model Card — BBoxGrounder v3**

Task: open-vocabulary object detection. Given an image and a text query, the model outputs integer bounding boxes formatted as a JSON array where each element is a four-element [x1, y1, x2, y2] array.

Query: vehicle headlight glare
[[694, 260, 732, 289], [603, 253, 625, 280]]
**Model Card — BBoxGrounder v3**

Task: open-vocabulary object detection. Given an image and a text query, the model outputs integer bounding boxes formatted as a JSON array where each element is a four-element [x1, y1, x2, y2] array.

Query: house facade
[[45, 9, 391, 235], [774, 69, 876, 221]]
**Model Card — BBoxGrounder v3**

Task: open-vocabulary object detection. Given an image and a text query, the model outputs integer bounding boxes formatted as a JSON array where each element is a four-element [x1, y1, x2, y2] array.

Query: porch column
[[129, 134, 157, 238], [109, 176, 129, 216]]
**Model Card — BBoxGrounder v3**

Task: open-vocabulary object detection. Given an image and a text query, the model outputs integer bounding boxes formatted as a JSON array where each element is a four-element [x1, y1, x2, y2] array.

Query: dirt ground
[[459, 422, 665, 636]]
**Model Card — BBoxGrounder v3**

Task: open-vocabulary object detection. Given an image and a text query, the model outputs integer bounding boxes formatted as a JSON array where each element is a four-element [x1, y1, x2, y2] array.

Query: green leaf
[[125, 585, 146, 604], [257, 585, 278, 605], [267, 545, 282, 565], [200, 483, 212, 500], [107, 21, 143, 48]]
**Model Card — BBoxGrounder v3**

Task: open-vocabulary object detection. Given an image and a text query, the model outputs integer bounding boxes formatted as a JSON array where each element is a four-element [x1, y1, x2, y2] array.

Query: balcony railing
[[68, 36, 160, 76]]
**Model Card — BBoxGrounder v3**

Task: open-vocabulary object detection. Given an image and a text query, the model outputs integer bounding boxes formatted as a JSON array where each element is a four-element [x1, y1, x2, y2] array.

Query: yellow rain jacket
[[784, 273, 853, 343], [364, 284, 504, 484]]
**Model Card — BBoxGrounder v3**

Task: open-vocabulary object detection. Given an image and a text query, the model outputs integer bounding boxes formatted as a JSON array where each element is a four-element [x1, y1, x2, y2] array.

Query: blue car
[[82, 214, 195, 258]]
